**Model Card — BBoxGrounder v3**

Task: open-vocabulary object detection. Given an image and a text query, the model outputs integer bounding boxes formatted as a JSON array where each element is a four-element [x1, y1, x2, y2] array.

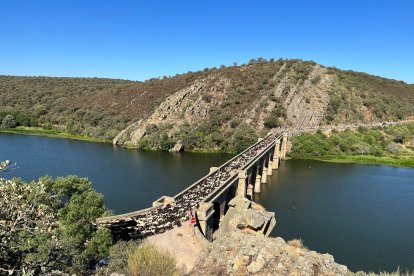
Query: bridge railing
[[173, 132, 280, 202], [202, 133, 283, 204], [96, 204, 160, 224]]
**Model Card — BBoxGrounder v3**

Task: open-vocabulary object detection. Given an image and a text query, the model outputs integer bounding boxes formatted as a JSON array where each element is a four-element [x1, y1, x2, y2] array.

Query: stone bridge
[[96, 131, 288, 241]]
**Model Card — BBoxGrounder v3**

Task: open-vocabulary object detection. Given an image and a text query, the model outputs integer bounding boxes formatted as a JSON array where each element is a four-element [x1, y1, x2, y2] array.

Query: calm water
[[0, 133, 232, 213], [1, 133, 414, 272], [255, 159, 414, 272]]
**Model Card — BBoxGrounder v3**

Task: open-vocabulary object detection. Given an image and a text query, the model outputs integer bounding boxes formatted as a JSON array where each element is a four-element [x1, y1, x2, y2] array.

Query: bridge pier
[[272, 139, 280, 169], [196, 202, 214, 241], [254, 166, 261, 193], [237, 170, 247, 197], [268, 157, 273, 176], [262, 159, 268, 184], [247, 183, 254, 200], [281, 133, 288, 160]]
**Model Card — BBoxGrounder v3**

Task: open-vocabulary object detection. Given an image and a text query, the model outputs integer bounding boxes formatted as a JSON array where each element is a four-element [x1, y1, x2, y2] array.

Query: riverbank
[[0, 127, 110, 143], [318, 155, 414, 168], [3, 126, 414, 169], [290, 155, 414, 168], [289, 121, 414, 169]]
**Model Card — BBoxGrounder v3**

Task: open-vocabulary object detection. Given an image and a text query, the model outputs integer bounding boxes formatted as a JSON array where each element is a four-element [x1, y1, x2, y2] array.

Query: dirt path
[[147, 221, 206, 273]]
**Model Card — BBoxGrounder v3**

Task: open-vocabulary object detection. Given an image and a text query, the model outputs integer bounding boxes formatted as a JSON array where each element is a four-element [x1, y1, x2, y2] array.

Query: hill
[[1, 58, 414, 152]]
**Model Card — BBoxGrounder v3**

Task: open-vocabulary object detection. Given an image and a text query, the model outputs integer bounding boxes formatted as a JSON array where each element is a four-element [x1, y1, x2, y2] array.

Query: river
[[1, 133, 413, 272]]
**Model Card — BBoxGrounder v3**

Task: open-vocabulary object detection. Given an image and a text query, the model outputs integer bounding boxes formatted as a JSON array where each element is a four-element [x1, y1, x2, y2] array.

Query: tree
[[0, 176, 112, 275], [1, 115, 17, 128], [0, 178, 61, 275], [232, 124, 258, 153]]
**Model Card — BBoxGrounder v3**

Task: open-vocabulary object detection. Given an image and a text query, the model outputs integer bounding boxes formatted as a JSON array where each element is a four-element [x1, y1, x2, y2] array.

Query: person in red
[[189, 209, 196, 236]]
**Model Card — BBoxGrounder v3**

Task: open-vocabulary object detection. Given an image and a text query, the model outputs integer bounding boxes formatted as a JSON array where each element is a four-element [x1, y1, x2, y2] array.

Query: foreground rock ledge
[[189, 197, 348, 275]]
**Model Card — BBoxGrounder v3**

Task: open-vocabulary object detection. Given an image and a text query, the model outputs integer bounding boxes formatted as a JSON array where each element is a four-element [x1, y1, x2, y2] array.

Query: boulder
[[218, 197, 276, 237], [169, 141, 184, 152]]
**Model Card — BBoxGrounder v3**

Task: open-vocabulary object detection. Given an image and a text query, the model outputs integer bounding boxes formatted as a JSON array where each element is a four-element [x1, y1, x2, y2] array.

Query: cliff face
[[113, 63, 333, 149], [111, 60, 414, 152], [2, 59, 414, 151]]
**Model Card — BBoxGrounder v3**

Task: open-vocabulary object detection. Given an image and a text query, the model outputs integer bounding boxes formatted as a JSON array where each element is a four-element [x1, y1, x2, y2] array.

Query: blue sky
[[0, 0, 413, 83]]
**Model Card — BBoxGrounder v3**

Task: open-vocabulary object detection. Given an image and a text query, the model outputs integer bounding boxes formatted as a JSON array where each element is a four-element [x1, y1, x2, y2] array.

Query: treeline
[[290, 123, 414, 162], [0, 111, 38, 128]]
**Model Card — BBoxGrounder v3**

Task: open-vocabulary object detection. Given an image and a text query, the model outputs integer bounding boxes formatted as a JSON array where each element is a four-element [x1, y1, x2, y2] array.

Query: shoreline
[[2, 128, 413, 168], [294, 155, 414, 168], [0, 127, 110, 143]]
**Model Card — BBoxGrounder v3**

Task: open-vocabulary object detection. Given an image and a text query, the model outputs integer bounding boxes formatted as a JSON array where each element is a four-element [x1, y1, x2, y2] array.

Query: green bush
[[232, 124, 258, 153], [1, 114, 17, 128], [290, 123, 414, 160], [264, 107, 286, 129], [0, 175, 111, 274]]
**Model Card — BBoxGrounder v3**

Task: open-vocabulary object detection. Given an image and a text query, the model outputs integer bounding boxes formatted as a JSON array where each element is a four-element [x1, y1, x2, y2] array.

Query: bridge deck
[[97, 132, 282, 239]]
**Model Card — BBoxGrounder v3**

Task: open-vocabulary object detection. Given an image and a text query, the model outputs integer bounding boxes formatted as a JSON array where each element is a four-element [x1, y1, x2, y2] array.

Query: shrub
[[386, 142, 402, 154], [108, 240, 141, 274], [263, 107, 286, 129], [127, 243, 182, 276], [264, 116, 281, 129], [229, 119, 240, 128], [232, 124, 258, 153], [1, 114, 17, 128], [310, 75, 321, 84], [160, 133, 175, 151], [287, 239, 306, 249], [202, 94, 213, 103]]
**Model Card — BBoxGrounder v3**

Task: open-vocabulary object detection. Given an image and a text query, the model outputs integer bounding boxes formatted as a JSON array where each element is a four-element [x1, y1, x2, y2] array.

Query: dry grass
[[127, 242, 183, 276], [287, 238, 305, 249]]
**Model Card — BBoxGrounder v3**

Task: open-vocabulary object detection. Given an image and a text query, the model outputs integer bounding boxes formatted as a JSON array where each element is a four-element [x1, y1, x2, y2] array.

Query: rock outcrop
[[112, 62, 338, 149], [189, 197, 348, 275], [216, 197, 276, 238], [189, 231, 348, 276]]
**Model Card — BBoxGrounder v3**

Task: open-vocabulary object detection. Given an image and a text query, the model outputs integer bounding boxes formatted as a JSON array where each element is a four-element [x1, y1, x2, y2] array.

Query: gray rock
[[169, 141, 184, 152], [189, 231, 348, 275], [221, 197, 276, 236]]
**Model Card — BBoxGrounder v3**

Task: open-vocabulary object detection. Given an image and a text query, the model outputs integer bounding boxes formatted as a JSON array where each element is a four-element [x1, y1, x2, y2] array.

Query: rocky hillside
[[1, 59, 413, 152]]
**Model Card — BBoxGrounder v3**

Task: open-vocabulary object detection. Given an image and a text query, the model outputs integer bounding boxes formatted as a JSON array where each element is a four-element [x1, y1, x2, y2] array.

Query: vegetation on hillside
[[0, 74, 198, 140], [1, 59, 414, 152], [290, 122, 414, 167], [324, 69, 414, 124]]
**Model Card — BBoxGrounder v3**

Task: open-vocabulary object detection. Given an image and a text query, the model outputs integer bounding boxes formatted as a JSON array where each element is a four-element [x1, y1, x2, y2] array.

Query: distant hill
[[1, 59, 414, 152]]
